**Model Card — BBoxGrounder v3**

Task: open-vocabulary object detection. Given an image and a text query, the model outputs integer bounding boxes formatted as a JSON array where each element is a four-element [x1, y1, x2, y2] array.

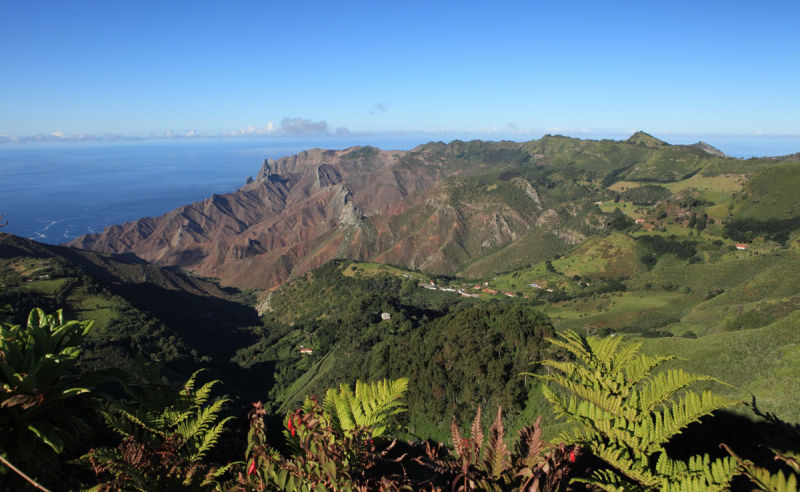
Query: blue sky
[[2, 0, 799, 140]]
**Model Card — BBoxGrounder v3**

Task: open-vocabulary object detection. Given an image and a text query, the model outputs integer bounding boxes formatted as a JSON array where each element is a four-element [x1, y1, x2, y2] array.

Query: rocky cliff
[[70, 135, 731, 290]]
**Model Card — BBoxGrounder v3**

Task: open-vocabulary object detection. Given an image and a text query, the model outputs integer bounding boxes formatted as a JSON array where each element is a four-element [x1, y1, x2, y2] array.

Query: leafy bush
[[0, 308, 106, 488], [236, 378, 408, 491]]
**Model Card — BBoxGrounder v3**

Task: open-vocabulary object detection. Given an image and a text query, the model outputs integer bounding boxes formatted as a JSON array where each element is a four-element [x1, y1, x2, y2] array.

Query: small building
[[482, 288, 498, 295], [299, 348, 314, 355], [381, 312, 391, 321], [504, 292, 516, 297], [635, 218, 646, 224], [735, 244, 749, 250], [529, 282, 542, 289]]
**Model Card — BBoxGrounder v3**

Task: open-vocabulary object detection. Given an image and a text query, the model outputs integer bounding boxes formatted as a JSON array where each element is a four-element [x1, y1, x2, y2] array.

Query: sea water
[[0, 136, 426, 244]]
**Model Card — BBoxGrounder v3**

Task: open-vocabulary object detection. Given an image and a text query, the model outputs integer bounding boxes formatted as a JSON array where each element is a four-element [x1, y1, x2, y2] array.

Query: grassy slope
[[639, 311, 800, 421], [732, 162, 800, 220]]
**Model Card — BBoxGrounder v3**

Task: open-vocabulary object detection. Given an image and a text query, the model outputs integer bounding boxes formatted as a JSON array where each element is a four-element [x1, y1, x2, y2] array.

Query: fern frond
[[180, 369, 204, 397], [622, 353, 676, 386], [471, 405, 484, 447], [741, 466, 799, 492], [545, 331, 593, 366], [591, 335, 625, 369], [572, 468, 633, 492], [645, 390, 734, 449], [451, 415, 465, 458], [613, 339, 645, 369], [191, 379, 219, 408], [102, 407, 165, 439], [634, 369, 719, 413], [322, 377, 407, 437], [540, 330, 737, 490], [194, 416, 235, 462], [516, 416, 545, 467], [591, 442, 659, 488], [724, 443, 800, 492], [176, 397, 229, 445], [483, 406, 511, 478]]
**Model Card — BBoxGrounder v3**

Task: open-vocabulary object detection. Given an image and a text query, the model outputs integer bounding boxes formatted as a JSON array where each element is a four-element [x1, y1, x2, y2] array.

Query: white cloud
[[280, 117, 329, 135]]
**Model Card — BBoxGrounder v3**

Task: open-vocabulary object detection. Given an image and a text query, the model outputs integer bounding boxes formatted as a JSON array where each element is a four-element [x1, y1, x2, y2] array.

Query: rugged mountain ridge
[[69, 134, 751, 290], [70, 145, 445, 288]]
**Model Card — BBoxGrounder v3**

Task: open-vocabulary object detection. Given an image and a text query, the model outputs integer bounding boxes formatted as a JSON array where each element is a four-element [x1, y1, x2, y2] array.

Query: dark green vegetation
[[3, 307, 799, 490], [236, 260, 560, 437]]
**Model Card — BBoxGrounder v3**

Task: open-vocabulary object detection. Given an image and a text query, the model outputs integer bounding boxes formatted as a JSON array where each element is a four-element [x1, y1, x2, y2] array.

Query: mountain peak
[[626, 131, 667, 147], [690, 141, 727, 157]]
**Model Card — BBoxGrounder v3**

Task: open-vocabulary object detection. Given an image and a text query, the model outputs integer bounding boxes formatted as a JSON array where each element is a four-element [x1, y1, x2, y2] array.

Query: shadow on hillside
[[110, 282, 260, 361], [666, 405, 800, 467]]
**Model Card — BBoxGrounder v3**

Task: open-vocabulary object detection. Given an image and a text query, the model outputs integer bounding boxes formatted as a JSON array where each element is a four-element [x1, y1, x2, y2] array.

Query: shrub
[[0, 308, 106, 488]]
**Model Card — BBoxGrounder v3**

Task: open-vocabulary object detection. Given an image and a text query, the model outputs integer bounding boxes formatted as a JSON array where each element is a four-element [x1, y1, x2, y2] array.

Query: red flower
[[569, 450, 576, 463], [288, 418, 296, 436], [247, 460, 256, 476]]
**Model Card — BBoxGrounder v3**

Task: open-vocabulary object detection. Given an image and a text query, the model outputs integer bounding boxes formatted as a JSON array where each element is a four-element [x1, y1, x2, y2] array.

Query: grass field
[[552, 232, 641, 279], [66, 292, 128, 331], [548, 290, 698, 332], [597, 201, 644, 219], [662, 173, 746, 204], [341, 261, 430, 282]]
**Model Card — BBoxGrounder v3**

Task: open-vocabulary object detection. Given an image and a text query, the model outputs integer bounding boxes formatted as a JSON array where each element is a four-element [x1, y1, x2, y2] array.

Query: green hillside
[[731, 162, 800, 220], [0, 233, 260, 378]]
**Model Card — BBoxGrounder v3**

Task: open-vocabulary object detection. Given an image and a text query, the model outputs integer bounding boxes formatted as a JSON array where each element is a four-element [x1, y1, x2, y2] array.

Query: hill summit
[[626, 131, 668, 147]]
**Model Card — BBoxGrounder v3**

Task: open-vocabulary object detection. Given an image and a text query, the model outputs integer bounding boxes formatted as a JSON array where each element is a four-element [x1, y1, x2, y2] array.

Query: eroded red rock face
[[69, 146, 443, 289], [69, 143, 601, 290]]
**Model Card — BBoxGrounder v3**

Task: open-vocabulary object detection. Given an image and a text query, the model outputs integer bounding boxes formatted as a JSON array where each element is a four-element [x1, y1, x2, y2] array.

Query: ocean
[[1, 134, 798, 245], [0, 136, 431, 244]]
